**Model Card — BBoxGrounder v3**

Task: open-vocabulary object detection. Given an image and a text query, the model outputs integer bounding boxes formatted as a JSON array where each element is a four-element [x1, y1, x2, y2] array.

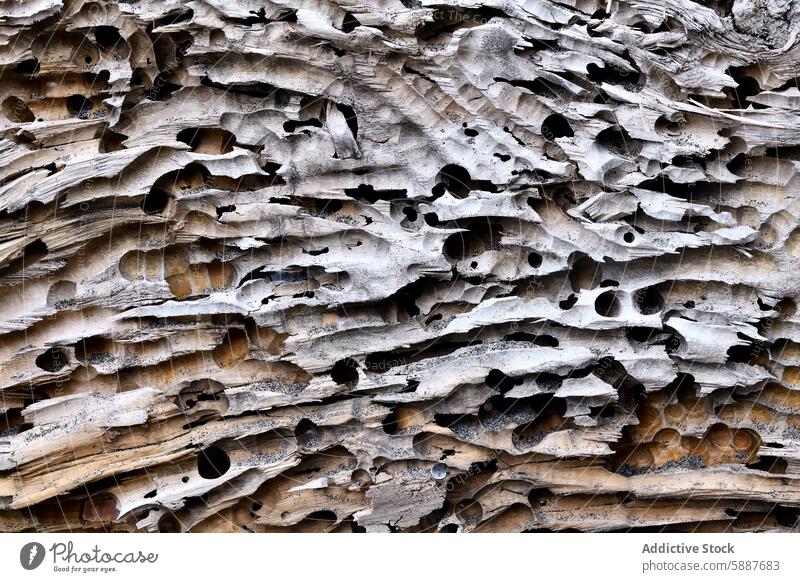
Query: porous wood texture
[[1, 0, 800, 533]]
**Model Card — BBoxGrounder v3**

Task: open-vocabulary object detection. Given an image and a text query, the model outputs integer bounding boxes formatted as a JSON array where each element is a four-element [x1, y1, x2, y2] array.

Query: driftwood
[[0, 0, 800, 532]]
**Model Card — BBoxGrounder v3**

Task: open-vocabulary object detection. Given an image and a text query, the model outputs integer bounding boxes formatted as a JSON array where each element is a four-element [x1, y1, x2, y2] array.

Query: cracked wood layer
[[0, 0, 800, 533]]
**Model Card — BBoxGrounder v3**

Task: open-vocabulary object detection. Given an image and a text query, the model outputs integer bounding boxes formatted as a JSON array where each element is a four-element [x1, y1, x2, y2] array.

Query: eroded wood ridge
[[0, 0, 799, 532]]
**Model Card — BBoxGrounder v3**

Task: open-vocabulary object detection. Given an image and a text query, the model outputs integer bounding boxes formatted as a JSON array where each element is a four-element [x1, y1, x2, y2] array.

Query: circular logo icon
[[20, 542, 45, 570]]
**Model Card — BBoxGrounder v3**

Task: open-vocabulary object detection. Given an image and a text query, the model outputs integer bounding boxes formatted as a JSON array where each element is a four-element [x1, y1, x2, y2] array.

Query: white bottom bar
[[2, 533, 799, 581]]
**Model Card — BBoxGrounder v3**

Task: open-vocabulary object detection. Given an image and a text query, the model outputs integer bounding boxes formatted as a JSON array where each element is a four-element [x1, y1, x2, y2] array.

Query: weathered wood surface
[[1, 0, 800, 532]]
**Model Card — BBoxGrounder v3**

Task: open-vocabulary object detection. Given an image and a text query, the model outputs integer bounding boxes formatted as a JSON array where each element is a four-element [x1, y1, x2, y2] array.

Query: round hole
[[24, 239, 48, 263], [776, 298, 797, 317], [35, 347, 68, 372], [559, 293, 578, 310], [443, 232, 468, 261], [307, 510, 337, 523], [177, 127, 235, 154], [528, 488, 550, 507], [707, 424, 733, 448], [65, 94, 91, 119], [212, 328, 249, 368], [351, 469, 372, 489], [295, 418, 322, 447], [157, 513, 182, 533], [455, 499, 483, 525], [197, 445, 230, 479], [541, 114, 573, 139], [381, 410, 399, 435], [15, 58, 39, 75], [402, 206, 418, 222], [1, 96, 35, 123], [653, 427, 681, 446], [94, 26, 122, 50], [594, 290, 621, 317], [732, 76, 761, 110], [47, 280, 77, 307], [442, 225, 495, 262], [141, 188, 172, 215], [597, 126, 640, 156], [74, 335, 114, 363], [82, 493, 119, 522], [732, 429, 758, 452], [633, 286, 664, 315], [433, 164, 471, 198], [331, 358, 359, 385], [100, 130, 127, 153], [527, 251, 543, 268], [623, 231, 635, 243]]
